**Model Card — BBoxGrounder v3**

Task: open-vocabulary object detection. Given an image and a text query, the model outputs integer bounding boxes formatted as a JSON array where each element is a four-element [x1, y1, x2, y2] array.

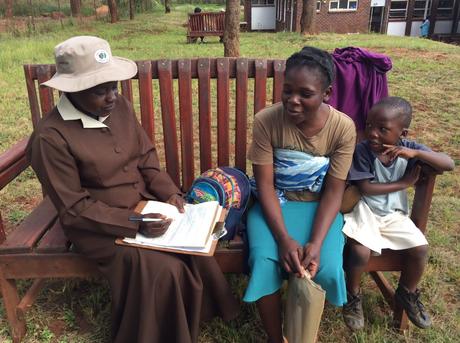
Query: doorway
[[370, 6, 385, 33]]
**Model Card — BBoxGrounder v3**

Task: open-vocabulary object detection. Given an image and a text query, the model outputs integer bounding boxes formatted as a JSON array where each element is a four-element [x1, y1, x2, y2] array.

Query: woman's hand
[[301, 242, 321, 278], [278, 236, 304, 277], [166, 194, 185, 213], [138, 213, 172, 238]]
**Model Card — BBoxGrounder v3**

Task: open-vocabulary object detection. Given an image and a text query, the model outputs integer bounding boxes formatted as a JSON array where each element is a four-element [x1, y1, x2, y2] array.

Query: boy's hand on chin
[[382, 144, 418, 161]]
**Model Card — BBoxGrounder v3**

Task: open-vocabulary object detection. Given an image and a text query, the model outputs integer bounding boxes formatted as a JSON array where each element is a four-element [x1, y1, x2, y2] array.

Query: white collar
[[57, 94, 108, 129]]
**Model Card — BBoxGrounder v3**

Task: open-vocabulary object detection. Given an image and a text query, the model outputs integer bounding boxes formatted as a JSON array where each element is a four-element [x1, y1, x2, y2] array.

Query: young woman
[[26, 36, 238, 343], [243, 46, 356, 342]]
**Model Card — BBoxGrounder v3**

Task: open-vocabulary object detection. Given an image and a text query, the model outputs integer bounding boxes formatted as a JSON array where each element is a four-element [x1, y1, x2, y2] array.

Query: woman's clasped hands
[[278, 236, 320, 279], [138, 194, 185, 238]]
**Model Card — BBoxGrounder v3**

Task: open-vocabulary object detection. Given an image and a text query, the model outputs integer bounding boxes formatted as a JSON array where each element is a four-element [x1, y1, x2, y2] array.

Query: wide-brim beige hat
[[42, 35, 137, 92]]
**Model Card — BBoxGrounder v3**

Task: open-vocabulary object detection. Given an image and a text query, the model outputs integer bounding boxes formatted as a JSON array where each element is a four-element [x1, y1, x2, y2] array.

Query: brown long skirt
[[64, 228, 239, 343]]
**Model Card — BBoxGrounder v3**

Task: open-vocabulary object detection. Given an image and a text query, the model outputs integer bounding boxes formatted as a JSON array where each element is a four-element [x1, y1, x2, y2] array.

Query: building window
[[437, 0, 455, 18], [317, 0, 321, 11], [413, 0, 431, 19], [389, 0, 408, 19], [329, 0, 358, 11]]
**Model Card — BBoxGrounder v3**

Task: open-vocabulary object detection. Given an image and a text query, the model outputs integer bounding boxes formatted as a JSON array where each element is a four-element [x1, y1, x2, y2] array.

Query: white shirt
[[57, 94, 109, 129]]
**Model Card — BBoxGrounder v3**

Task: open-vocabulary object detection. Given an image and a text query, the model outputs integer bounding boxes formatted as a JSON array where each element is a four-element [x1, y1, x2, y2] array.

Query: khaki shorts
[[342, 200, 428, 255]]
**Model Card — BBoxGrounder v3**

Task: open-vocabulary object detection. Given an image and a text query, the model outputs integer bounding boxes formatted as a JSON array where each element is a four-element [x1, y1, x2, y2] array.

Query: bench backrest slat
[[235, 59, 249, 171], [273, 60, 285, 103], [120, 79, 134, 103], [254, 59, 268, 115], [24, 58, 287, 191], [138, 61, 156, 142], [36, 65, 55, 116], [177, 59, 195, 190], [217, 58, 230, 167], [158, 59, 181, 186], [197, 58, 213, 173], [24, 65, 42, 129]]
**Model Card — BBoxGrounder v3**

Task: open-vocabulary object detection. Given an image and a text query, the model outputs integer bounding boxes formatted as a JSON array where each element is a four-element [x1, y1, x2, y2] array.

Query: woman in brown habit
[[26, 35, 238, 343]]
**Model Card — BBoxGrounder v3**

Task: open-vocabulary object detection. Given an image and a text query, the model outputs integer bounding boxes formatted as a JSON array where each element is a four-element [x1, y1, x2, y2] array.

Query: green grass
[[0, 4, 459, 342], [0, 0, 161, 17]]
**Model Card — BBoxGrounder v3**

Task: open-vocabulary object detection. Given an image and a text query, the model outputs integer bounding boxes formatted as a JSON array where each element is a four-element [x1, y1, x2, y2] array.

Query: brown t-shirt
[[248, 102, 356, 201]]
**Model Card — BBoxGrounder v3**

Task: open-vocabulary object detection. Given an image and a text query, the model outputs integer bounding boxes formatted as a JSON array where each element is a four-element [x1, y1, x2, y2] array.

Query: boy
[[341, 97, 454, 330]]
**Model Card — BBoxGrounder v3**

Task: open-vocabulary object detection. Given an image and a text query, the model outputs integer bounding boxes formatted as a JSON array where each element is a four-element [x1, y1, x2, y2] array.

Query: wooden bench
[[431, 33, 460, 44], [0, 58, 437, 342], [186, 12, 225, 43]]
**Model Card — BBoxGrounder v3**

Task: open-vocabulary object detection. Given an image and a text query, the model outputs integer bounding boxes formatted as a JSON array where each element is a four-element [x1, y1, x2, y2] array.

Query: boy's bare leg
[[256, 291, 284, 343], [345, 239, 371, 294], [399, 245, 428, 291]]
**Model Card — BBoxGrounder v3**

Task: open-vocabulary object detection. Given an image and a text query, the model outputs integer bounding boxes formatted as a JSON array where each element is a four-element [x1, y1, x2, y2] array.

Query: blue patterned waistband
[[273, 148, 329, 193]]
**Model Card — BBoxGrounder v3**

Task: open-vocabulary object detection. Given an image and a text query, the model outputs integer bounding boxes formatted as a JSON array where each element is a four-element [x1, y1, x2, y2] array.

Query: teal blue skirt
[[243, 201, 347, 306]]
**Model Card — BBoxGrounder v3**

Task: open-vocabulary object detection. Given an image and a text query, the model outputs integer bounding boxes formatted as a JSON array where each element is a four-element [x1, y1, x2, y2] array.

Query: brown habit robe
[[26, 94, 239, 343]]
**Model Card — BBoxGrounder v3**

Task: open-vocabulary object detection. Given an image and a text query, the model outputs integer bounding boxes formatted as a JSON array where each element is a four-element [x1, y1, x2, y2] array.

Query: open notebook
[[116, 201, 226, 256]]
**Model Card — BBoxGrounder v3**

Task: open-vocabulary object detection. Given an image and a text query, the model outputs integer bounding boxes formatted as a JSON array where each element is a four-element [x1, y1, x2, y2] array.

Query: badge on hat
[[94, 49, 110, 64]]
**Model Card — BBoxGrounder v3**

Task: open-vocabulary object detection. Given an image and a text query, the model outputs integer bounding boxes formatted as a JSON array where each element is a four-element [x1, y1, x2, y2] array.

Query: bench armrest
[[410, 165, 440, 234], [0, 137, 30, 190]]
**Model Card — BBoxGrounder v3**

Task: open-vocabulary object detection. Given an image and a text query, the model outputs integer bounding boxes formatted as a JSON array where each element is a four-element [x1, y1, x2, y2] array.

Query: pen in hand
[[129, 215, 163, 222], [132, 214, 172, 238]]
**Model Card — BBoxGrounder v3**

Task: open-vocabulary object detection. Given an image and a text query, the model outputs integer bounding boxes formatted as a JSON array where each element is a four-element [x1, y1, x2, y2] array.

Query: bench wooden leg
[[369, 271, 408, 331], [17, 279, 45, 322], [393, 301, 409, 331], [0, 273, 26, 343], [369, 271, 395, 308]]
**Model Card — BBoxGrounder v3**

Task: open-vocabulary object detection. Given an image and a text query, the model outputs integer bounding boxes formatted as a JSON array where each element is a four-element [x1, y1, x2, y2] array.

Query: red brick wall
[[294, 0, 371, 33]]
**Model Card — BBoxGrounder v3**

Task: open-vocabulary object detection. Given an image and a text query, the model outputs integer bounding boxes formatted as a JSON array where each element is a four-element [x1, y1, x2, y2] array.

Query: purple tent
[[327, 47, 393, 132]]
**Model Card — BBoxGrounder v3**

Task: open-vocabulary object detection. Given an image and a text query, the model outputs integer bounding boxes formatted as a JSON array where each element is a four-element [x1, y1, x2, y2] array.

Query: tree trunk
[[93, 0, 97, 18], [70, 0, 81, 17], [164, 0, 171, 13], [107, 0, 118, 23], [129, 0, 135, 19], [57, 0, 64, 28], [300, 0, 316, 35], [5, 0, 13, 18], [223, 0, 240, 57], [27, 0, 35, 31]]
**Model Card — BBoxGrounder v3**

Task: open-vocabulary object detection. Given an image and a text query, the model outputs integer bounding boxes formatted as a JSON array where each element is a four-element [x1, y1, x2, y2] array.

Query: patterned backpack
[[186, 167, 251, 240]]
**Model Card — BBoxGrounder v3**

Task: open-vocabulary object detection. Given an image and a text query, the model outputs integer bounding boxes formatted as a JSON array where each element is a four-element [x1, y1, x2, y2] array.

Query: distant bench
[[187, 11, 225, 43], [431, 33, 460, 44]]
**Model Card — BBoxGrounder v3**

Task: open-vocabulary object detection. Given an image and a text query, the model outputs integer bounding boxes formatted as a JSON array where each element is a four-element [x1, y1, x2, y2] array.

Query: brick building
[[244, 0, 372, 33], [384, 0, 460, 37], [243, 0, 460, 37], [315, 0, 372, 33]]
